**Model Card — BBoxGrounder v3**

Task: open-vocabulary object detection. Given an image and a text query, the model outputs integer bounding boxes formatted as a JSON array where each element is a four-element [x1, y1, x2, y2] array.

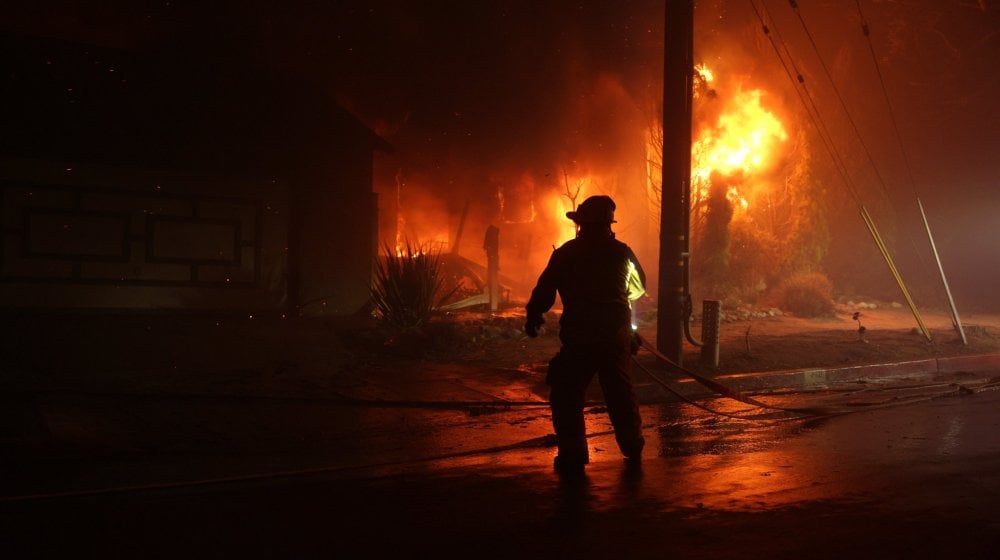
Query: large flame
[[692, 82, 788, 210]]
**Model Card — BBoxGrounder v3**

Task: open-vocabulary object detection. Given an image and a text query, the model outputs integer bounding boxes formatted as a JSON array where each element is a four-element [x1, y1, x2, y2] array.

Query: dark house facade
[[0, 33, 390, 316]]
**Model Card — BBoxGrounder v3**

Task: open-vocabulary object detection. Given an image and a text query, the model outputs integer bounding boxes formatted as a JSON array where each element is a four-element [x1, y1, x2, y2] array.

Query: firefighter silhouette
[[525, 195, 646, 473]]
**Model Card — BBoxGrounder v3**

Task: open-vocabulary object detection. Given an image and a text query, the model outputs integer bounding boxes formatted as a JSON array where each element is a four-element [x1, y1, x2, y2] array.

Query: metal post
[[918, 198, 966, 344], [657, 0, 694, 363], [701, 300, 721, 367], [860, 206, 931, 341]]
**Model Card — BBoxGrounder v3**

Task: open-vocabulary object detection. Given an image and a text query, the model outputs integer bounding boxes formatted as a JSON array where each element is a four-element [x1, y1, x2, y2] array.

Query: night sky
[[5, 1, 1000, 307]]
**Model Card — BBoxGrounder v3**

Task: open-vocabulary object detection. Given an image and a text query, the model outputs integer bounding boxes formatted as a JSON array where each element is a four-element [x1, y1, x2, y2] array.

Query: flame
[[550, 174, 601, 246], [692, 85, 787, 209], [394, 246, 424, 258], [392, 172, 451, 257], [395, 171, 406, 252], [695, 63, 714, 84], [497, 186, 538, 224], [551, 192, 578, 246], [393, 239, 449, 258]]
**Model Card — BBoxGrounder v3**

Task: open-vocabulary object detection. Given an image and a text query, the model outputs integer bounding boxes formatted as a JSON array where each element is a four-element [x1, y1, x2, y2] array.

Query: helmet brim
[[566, 211, 616, 223]]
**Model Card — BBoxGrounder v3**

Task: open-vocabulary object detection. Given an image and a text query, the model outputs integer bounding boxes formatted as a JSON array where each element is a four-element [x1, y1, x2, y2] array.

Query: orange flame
[[550, 174, 604, 246], [694, 63, 714, 88], [551, 190, 579, 246], [692, 84, 787, 209]]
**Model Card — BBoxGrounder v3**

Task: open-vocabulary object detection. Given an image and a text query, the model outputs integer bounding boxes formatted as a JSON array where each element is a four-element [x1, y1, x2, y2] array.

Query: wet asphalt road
[[4, 384, 1000, 558]]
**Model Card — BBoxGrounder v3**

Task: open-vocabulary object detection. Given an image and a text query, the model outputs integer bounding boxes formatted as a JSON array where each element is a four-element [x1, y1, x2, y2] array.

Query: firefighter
[[524, 195, 646, 474]]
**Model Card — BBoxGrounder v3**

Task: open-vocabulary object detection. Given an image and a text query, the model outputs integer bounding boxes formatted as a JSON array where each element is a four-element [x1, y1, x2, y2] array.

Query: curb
[[937, 353, 1000, 374], [637, 353, 1000, 401]]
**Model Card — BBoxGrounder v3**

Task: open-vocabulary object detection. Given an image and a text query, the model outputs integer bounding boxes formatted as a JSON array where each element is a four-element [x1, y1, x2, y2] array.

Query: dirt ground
[[680, 303, 1000, 375], [3, 300, 999, 398]]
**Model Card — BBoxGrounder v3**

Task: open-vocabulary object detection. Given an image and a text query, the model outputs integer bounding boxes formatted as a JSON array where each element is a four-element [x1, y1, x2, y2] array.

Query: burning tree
[[646, 63, 831, 304]]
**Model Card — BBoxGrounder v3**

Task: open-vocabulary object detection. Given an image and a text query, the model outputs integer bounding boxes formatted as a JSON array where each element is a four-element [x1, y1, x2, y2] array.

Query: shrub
[[773, 272, 835, 317], [370, 242, 445, 331]]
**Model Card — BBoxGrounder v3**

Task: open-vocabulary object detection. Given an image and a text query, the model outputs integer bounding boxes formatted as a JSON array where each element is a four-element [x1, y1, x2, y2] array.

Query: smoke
[[364, 2, 667, 298], [354, 1, 1000, 309]]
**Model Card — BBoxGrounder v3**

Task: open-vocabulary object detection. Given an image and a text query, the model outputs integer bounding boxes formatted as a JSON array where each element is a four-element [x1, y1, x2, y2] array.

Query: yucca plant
[[370, 242, 445, 331]]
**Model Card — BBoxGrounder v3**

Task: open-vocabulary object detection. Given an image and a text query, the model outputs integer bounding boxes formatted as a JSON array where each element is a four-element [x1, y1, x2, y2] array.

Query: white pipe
[[918, 198, 966, 345]]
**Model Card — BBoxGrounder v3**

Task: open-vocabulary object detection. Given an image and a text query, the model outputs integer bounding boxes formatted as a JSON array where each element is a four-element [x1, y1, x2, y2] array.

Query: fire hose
[[632, 333, 976, 419], [632, 334, 830, 420]]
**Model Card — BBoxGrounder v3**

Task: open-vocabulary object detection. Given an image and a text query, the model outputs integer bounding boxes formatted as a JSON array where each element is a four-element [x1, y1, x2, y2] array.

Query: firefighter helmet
[[566, 195, 617, 224]]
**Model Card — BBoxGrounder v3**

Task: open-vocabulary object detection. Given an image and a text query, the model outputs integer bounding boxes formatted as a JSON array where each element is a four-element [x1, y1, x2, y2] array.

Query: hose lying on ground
[[634, 335, 991, 419]]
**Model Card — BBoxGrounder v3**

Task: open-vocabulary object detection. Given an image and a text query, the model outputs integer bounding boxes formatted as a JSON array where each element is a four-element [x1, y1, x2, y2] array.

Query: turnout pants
[[547, 338, 644, 462]]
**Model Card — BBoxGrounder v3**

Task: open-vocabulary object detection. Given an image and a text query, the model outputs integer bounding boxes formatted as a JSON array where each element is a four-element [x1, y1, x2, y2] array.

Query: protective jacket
[[526, 231, 646, 345]]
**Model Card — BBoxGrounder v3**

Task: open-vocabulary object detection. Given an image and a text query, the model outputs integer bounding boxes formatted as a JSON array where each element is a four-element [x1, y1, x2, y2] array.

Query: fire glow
[[550, 175, 601, 246], [385, 63, 792, 299], [692, 76, 788, 210]]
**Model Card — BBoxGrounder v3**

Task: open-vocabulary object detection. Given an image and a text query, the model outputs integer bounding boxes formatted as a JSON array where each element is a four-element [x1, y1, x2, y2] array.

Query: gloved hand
[[630, 331, 643, 355], [524, 314, 545, 338]]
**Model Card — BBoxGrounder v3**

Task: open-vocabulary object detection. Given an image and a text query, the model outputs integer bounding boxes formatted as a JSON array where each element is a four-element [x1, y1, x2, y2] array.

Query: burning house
[[374, 0, 982, 330], [383, 40, 810, 312]]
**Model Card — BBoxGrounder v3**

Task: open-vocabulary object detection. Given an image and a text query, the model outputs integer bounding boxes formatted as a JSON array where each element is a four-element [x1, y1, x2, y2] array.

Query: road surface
[[3, 381, 1000, 558]]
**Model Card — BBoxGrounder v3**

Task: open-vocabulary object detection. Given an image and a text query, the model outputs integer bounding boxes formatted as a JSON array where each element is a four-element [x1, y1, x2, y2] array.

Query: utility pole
[[656, 0, 694, 362]]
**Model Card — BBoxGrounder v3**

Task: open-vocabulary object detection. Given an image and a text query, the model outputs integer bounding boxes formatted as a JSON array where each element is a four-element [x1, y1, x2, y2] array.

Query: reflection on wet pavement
[[413, 387, 1000, 519], [8, 374, 1000, 530]]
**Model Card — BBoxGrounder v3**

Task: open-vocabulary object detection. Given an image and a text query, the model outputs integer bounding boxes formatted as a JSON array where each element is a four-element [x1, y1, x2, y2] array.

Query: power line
[[854, 0, 921, 200], [752, 0, 939, 334], [854, 0, 962, 329], [748, 0, 861, 207], [787, 0, 897, 209]]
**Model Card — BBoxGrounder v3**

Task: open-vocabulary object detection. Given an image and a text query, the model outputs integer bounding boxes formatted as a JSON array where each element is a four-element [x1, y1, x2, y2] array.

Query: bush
[[370, 242, 446, 331], [772, 272, 835, 317]]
